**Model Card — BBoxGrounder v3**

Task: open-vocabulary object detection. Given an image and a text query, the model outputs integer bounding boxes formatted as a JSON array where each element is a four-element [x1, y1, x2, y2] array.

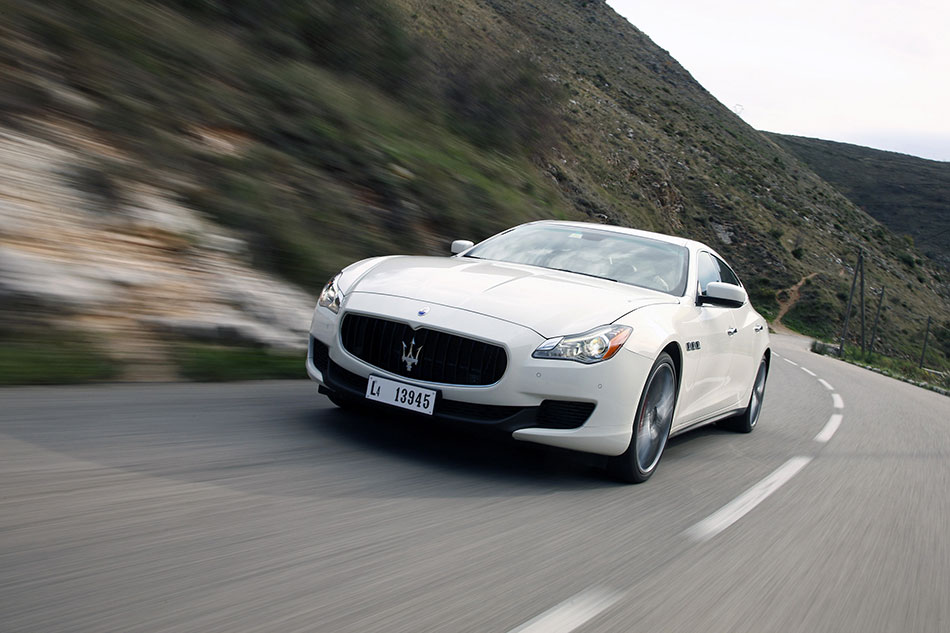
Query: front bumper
[[307, 293, 654, 456]]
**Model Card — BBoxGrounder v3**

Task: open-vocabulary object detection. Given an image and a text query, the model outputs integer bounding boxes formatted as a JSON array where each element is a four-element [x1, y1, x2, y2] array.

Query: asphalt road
[[2, 333, 948, 632]]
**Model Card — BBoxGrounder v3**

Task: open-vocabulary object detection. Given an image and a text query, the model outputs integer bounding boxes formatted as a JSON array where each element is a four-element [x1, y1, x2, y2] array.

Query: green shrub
[[0, 330, 119, 385], [175, 344, 305, 381], [444, 53, 564, 153], [783, 285, 839, 339], [746, 279, 779, 321]]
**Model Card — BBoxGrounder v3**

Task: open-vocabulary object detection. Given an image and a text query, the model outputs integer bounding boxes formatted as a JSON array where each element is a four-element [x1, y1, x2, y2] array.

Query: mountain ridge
[[765, 131, 950, 269]]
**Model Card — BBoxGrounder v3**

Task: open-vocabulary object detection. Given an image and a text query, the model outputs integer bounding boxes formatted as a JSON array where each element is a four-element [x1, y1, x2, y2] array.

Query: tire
[[609, 352, 677, 484], [719, 356, 768, 433]]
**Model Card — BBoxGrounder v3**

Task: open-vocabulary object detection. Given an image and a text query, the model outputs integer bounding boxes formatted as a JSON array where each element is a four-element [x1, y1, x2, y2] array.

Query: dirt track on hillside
[[771, 273, 818, 334]]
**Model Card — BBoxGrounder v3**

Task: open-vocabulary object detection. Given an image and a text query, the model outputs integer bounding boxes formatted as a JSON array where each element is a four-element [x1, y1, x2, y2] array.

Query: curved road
[[2, 334, 948, 632]]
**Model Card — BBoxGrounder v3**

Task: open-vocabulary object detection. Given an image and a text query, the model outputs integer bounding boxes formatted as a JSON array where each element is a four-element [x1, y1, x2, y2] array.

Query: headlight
[[317, 274, 343, 314], [532, 325, 632, 364]]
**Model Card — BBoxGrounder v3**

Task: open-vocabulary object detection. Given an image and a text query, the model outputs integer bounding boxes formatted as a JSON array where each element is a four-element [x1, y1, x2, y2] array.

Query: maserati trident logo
[[401, 338, 423, 372]]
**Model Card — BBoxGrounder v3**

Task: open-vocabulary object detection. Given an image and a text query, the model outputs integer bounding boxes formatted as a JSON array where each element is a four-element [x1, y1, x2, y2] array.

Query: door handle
[[754, 324, 764, 332], [727, 327, 738, 336]]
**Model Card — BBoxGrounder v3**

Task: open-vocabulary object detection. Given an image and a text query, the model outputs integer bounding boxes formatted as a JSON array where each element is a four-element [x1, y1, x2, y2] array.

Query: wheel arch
[[661, 341, 685, 409], [662, 341, 683, 390]]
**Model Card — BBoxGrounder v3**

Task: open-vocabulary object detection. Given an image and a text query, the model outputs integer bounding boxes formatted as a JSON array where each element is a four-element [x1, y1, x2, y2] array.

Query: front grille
[[326, 360, 368, 393], [437, 399, 524, 422], [340, 313, 507, 386], [537, 400, 596, 429]]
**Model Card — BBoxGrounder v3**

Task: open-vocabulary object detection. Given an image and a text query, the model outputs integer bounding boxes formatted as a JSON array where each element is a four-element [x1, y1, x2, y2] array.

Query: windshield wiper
[[549, 267, 618, 283]]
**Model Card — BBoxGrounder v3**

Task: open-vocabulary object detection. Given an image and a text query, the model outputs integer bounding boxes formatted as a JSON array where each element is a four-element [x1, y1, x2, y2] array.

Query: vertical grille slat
[[340, 314, 507, 386], [483, 346, 497, 385], [470, 339, 485, 383], [459, 338, 474, 384], [351, 314, 363, 355], [414, 327, 429, 383], [435, 329, 449, 381], [419, 329, 435, 383], [447, 335, 461, 384], [383, 320, 394, 370], [368, 316, 382, 362]]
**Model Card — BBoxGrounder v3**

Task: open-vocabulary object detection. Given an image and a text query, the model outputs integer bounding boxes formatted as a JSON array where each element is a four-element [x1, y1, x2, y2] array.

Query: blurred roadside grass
[[174, 344, 305, 382], [0, 336, 306, 385], [0, 329, 119, 385]]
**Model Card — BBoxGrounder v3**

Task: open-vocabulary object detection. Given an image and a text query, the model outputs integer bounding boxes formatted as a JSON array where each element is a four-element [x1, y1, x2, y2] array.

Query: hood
[[346, 256, 678, 336]]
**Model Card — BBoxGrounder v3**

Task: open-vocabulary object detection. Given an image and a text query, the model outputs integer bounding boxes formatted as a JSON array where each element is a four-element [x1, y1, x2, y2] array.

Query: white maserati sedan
[[307, 220, 770, 482]]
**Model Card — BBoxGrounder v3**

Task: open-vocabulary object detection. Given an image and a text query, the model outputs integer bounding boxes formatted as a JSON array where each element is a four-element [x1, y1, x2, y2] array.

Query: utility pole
[[869, 286, 885, 354], [838, 250, 861, 357], [919, 316, 932, 369]]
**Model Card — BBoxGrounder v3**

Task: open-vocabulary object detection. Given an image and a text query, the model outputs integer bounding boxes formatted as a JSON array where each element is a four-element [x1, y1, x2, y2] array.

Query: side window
[[697, 252, 720, 294], [714, 255, 741, 287]]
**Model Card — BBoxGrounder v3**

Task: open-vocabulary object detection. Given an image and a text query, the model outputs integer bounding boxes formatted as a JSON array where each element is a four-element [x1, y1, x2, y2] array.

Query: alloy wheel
[[635, 362, 676, 474], [748, 359, 767, 428]]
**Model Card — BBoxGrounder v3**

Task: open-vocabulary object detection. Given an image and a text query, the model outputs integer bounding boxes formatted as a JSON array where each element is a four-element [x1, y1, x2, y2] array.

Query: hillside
[[765, 132, 950, 268], [1, 0, 947, 378]]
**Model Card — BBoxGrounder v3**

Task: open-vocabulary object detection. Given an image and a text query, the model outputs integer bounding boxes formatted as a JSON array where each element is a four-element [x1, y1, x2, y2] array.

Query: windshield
[[464, 224, 690, 295]]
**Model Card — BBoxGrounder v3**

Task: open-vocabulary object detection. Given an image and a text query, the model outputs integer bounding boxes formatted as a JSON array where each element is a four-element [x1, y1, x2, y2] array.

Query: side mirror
[[451, 239, 474, 255], [699, 282, 747, 308]]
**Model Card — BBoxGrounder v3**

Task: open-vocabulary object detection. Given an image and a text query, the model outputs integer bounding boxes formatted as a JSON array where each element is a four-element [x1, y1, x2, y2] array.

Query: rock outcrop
[[0, 121, 313, 379]]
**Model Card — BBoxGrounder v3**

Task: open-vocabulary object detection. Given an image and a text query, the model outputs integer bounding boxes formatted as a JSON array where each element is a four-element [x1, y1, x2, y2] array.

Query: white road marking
[[507, 587, 623, 633], [801, 367, 817, 377], [832, 393, 844, 409], [818, 378, 834, 391], [684, 456, 813, 542], [815, 414, 843, 443], [784, 358, 798, 366]]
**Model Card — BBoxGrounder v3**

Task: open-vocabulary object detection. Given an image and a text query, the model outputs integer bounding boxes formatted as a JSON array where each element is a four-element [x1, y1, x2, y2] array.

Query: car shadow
[[303, 405, 620, 493], [299, 405, 749, 496], [667, 424, 731, 447], [1, 382, 714, 498]]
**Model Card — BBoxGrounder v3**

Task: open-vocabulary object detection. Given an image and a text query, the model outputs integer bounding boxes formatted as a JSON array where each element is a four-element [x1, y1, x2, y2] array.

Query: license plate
[[365, 375, 437, 415]]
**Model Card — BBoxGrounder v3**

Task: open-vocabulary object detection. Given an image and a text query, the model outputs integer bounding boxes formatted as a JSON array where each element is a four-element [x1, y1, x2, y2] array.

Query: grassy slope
[[1, 0, 947, 371], [1, 0, 580, 291], [396, 0, 948, 366], [766, 133, 950, 267]]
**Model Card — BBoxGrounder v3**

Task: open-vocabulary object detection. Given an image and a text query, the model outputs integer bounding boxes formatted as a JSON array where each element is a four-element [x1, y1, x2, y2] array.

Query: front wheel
[[609, 352, 677, 484], [720, 356, 768, 433]]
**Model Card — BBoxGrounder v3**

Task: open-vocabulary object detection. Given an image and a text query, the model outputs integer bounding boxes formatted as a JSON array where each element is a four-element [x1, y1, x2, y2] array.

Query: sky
[[606, 0, 950, 162]]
